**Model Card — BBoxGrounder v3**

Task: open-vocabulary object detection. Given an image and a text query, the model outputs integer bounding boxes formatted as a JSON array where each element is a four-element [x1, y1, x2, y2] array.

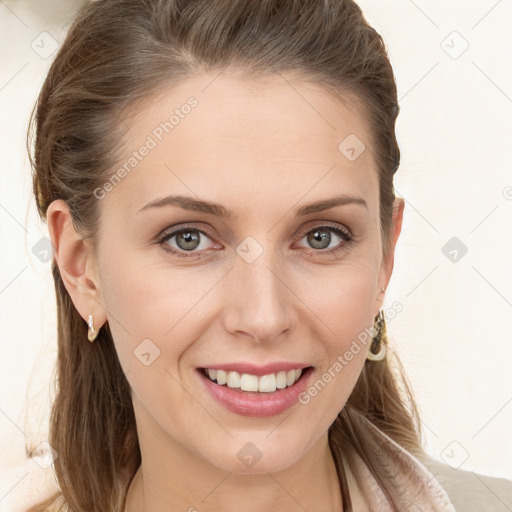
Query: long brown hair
[[27, 1, 425, 510]]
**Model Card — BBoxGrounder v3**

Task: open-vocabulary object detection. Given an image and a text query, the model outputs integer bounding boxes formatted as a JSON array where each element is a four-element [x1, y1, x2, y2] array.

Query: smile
[[197, 366, 314, 417], [203, 368, 304, 393]]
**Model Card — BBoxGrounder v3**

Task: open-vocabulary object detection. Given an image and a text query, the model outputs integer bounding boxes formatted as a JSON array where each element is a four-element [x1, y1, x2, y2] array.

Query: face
[[54, 71, 402, 475]]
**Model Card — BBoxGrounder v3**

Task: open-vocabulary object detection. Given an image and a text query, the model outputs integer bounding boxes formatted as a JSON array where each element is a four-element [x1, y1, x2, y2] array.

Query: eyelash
[[156, 223, 354, 258]]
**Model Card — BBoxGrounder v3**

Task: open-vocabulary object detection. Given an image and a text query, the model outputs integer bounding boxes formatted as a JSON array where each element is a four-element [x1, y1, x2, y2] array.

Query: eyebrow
[[136, 194, 368, 219]]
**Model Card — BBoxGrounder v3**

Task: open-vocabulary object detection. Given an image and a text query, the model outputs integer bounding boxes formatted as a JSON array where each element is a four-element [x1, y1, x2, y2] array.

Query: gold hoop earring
[[87, 314, 98, 343], [366, 308, 387, 361]]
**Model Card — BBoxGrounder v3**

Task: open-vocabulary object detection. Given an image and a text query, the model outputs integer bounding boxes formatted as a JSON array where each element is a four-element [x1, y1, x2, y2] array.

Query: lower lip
[[197, 367, 313, 417]]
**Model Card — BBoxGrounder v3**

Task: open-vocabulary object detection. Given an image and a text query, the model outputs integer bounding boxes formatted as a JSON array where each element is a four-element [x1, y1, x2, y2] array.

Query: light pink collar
[[344, 412, 456, 511]]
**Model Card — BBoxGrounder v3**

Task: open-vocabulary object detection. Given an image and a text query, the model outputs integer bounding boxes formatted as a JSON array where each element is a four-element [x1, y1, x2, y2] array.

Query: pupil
[[178, 230, 200, 250], [309, 229, 330, 249]]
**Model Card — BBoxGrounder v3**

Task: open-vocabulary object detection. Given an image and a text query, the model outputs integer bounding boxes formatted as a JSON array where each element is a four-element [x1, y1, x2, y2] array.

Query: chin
[[204, 437, 308, 474]]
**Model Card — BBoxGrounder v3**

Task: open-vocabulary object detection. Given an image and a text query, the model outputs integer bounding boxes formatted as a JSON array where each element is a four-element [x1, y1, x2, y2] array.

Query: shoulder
[[419, 454, 512, 512]]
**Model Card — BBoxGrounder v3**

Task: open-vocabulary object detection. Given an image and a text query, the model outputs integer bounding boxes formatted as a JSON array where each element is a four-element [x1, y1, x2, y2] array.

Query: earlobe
[[46, 199, 107, 328]]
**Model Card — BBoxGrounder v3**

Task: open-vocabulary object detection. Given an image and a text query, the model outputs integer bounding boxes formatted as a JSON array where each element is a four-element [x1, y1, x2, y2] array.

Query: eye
[[158, 226, 218, 257], [295, 224, 353, 255], [157, 223, 353, 258]]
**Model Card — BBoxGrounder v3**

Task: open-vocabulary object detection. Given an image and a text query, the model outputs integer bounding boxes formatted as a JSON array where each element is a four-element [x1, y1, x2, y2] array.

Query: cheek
[[293, 260, 378, 401], [98, 250, 220, 372], [98, 254, 204, 428], [296, 257, 379, 340]]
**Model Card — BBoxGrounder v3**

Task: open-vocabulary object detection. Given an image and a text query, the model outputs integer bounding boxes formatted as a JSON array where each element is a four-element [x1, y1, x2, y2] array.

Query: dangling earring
[[87, 314, 98, 343], [367, 289, 387, 361]]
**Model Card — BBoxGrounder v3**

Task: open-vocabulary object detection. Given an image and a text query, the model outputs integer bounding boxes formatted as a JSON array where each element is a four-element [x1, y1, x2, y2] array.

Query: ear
[[46, 199, 107, 330], [376, 197, 405, 309]]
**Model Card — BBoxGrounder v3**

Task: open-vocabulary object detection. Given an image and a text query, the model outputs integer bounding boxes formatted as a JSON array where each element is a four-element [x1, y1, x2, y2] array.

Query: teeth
[[258, 373, 276, 392], [275, 371, 287, 389], [204, 367, 306, 392], [241, 373, 259, 391], [227, 371, 241, 388], [216, 369, 227, 385]]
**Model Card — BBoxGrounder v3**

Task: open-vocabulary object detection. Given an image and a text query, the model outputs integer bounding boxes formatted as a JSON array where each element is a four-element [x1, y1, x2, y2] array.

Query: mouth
[[198, 366, 313, 394], [196, 366, 314, 417]]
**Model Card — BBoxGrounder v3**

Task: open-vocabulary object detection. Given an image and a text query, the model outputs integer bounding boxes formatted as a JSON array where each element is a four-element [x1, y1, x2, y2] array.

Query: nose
[[222, 246, 294, 343]]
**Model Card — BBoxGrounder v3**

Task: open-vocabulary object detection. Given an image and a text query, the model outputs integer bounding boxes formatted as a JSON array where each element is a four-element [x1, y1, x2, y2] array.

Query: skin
[[47, 71, 404, 512]]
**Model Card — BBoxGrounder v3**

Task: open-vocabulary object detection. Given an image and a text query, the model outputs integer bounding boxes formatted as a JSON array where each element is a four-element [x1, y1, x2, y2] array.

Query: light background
[[1, 0, 511, 509]]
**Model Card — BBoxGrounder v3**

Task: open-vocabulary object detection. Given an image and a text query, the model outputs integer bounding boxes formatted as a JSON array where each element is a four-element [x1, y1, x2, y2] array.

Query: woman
[[26, 0, 512, 511]]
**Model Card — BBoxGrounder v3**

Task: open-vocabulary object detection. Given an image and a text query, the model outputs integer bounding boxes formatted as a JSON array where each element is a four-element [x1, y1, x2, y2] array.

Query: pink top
[[343, 412, 456, 511]]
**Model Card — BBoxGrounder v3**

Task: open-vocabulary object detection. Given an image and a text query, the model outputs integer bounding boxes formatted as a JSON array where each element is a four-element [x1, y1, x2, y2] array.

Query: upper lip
[[199, 362, 312, 376]]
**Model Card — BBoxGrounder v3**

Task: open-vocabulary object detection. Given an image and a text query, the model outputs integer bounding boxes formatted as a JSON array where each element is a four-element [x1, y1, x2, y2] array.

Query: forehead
[[103, 72, 378, 218]]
